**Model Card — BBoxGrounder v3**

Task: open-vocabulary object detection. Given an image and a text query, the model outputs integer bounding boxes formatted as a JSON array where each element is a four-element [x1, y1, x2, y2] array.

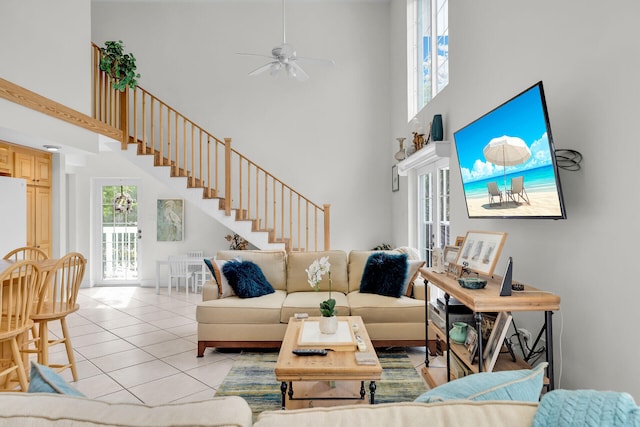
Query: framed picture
[[482, 311, 512, 372], [454, 236, 465, 247], [391, 165, 399, 192], [446, 262, 462, 278], [157, 199, 184, 241], [456, 230, 507, 277], [443, 245, 460, 266], [465, 326, 478, 364]]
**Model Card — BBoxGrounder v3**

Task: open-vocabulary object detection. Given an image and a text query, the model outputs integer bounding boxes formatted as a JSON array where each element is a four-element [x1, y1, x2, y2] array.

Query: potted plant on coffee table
[[306, 256, 337, 334]]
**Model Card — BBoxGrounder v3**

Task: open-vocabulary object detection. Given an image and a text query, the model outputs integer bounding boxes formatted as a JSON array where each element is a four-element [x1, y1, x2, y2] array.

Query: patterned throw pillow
[[359, 252, 408, 298]]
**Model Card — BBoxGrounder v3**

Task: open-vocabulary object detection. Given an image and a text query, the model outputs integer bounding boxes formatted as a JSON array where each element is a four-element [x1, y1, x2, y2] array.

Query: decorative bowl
[[457, 277, 487, 290]]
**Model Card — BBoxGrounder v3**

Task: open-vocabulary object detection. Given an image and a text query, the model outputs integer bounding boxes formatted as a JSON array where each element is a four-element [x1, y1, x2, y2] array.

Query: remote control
[[292, 349, 327, 356], [294, 313, 309, 319]]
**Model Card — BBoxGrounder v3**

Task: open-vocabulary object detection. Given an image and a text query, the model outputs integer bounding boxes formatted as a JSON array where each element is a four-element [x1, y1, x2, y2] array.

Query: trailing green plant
[[99, 40, 140, 92]]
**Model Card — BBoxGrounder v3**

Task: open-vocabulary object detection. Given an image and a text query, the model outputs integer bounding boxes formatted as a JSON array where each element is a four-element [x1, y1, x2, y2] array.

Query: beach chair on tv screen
[[487, 181, 503, 206], [507, 176, 530, 204]]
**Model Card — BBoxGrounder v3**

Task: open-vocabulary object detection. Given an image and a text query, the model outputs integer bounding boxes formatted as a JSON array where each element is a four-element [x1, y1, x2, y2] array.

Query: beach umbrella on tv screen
[[483, 135, 531, 205]]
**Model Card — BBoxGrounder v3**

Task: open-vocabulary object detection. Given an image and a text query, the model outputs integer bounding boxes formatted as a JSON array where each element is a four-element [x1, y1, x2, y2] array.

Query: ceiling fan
[[237, 0, 334, 81]]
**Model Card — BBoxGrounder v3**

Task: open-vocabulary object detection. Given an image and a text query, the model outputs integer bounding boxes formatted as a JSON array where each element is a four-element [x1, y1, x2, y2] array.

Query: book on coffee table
[[297, 320, 357, 351], [355, 351, 378, 365]]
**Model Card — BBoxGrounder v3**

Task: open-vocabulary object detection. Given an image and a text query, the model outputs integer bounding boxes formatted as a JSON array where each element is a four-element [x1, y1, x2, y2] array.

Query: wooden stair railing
[[92, 44, 330, 251]]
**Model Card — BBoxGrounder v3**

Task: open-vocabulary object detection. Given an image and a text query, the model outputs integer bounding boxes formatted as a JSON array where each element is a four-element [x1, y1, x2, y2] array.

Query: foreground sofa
[[0, 393, 537, 427], [196, 250, 426, 356], [4, 391, 638, 426]]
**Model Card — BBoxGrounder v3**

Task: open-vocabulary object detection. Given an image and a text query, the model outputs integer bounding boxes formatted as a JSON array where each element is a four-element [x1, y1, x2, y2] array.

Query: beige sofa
[[197, 250, 426, 356], [0, 393, 539, 427]]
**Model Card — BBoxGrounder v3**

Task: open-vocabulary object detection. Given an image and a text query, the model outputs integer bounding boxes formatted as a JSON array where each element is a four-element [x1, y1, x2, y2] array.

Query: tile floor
[[44, 286, 428, 405]]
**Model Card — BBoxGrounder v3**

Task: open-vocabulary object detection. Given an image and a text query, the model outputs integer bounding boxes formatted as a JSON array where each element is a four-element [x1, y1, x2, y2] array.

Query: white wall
[[390, 0, 640, 399], [91, 0, 393, 251], [0, 0, 100, 153], [70, 149, 232, 287]]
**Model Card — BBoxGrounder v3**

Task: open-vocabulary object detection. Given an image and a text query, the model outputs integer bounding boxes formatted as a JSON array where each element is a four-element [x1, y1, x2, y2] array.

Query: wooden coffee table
[[275, 315, 382, 409]]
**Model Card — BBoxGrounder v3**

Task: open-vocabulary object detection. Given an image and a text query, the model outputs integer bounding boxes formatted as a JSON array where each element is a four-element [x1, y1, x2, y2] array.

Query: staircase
[[92, 44, 330, 252]]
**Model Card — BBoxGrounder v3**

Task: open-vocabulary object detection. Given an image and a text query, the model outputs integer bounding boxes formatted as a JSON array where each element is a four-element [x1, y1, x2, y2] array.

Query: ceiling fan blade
[[288, 61, 309, 81], [248, 62, 276, 77], [237, 52, 275, 60], [296, 56, 335, 66]]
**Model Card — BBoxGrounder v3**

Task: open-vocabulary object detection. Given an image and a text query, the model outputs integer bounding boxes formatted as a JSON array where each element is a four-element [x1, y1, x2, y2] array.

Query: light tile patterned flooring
[[45, 286, 427, 404]]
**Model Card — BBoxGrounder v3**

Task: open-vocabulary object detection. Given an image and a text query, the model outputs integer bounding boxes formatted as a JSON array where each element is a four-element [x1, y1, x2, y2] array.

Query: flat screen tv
[[453, 81, 567, 219]]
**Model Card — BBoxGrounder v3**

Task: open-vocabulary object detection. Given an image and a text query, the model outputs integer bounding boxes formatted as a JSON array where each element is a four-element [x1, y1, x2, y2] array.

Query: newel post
[[224, 138, 232, 216], [119, 87, 129, 149], [323, 203, 331, 250]]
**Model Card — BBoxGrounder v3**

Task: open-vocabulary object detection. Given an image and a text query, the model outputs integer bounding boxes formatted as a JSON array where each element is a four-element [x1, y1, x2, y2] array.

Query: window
[[417, 158, 450, 265], [409, 0, 449, 117]]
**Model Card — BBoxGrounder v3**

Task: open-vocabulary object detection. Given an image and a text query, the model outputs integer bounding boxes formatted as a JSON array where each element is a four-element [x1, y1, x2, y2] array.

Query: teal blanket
[[533, 389, 640, 427]]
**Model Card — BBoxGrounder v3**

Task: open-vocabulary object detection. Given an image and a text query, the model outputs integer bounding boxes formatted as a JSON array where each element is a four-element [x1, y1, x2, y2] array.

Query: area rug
[[215, 349, 426, 418]]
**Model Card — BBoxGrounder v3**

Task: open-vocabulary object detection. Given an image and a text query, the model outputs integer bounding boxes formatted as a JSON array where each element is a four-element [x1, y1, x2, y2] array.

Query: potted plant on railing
[[99, 40, 141, 92], [306, 256, 337, 334]]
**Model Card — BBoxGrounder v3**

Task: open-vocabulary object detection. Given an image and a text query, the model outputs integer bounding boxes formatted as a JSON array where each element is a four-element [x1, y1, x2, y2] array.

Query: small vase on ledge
[[319, 315, 338, 334]]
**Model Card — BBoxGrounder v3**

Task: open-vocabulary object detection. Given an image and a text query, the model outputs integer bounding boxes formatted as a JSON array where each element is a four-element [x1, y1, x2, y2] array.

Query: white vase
[[319, 315, 338, 334]]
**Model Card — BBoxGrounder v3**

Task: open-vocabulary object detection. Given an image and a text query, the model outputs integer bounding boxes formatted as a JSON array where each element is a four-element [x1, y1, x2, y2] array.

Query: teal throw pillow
[[415, 362, 547, 403], [203, 258, 216, 279], [222, 260, 275, 298], [359, 252, 408, 298], [532, 389, 640, 427], [28, 362, 85, 397]]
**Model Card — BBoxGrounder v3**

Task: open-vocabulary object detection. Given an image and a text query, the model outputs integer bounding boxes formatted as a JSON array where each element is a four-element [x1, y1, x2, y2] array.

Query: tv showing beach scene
[[453, 81, 567, 219]]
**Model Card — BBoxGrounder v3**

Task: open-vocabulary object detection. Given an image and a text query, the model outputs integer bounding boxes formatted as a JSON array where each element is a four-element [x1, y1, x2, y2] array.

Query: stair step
[[117, 139, 288, 251]]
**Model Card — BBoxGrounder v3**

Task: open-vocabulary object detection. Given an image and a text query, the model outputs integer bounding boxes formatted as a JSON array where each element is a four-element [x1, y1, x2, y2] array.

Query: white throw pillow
[[212, 259, 236, 298]]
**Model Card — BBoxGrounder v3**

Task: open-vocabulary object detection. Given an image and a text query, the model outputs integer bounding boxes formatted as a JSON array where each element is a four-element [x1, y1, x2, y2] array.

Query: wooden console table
[[421, 267, 560, 390]]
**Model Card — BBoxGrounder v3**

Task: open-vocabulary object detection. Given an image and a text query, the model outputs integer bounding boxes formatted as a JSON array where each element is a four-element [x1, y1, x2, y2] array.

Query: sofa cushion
[[28, 362, 85, 397], [196, 290, 287, 324], [254, 401, 538, 427], [217, 250, 287, 291], [281, 291, 350, 322], [286, 251, 348, 293], [415, 362, 547, 403], [348, 250, 400, 293], [360, 252, 408, 298], [222, 260, 275, 298], [0, 393, 253, 427], [347, 291, 425, 323]]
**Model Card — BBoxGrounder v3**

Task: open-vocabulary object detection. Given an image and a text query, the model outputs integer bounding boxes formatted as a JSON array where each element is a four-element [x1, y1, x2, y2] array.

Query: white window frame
[[408, 0, 449, 119], [92, 178, 142, 286]]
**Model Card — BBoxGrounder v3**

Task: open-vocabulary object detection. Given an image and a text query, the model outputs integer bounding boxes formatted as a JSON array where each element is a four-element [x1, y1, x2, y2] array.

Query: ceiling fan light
[[286, 64, 296, 78], [270, 62, 281, 76]]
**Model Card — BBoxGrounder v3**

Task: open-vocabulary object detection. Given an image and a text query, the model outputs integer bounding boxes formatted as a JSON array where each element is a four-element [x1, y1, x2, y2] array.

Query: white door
[[95, 179, 141, 285], [417, 158, 450, 266]]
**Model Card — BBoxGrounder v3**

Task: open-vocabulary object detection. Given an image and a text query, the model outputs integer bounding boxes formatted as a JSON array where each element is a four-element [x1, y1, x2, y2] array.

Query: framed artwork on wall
[[157, 199, 184, 241], [455, 230, 507, 277], [392, 165, 399, 192]]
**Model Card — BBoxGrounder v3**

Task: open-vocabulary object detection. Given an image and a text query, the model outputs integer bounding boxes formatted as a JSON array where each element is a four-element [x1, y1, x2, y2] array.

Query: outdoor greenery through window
[[409, 0, 449, 117], [102, 185, 138, 281]]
